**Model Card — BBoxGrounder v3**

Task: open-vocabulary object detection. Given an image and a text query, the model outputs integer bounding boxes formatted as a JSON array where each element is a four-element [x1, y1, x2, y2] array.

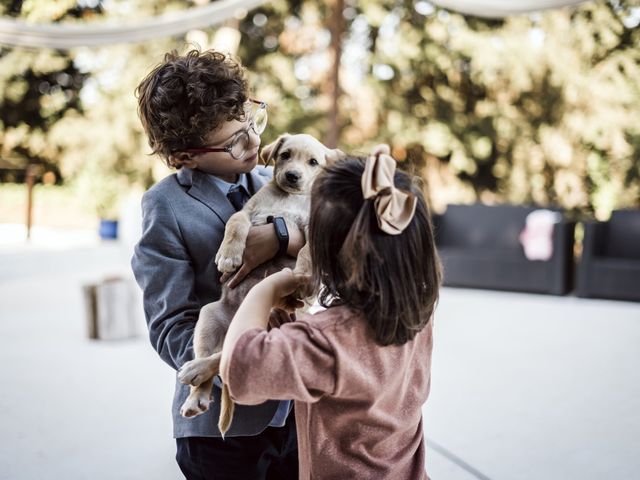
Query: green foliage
[[234, 0, 640, 218], [237, 0, 336, 143], [0, 0, 180, 217], [1, 0, 638, 221], [356, 0, 640, 218]]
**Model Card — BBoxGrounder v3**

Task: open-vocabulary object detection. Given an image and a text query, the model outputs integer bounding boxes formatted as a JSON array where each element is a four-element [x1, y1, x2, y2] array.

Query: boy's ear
[[170, 152, 197, 170], [325, 148, 346, 165], [260, 134, 289, 165]]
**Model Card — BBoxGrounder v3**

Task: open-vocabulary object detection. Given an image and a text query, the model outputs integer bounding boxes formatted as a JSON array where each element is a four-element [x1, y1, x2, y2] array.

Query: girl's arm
[[220, 268, 304, 376]]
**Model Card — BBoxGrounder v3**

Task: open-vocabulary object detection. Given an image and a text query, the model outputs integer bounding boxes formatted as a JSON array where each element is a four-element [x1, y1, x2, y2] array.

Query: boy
[[132, 49, 301, 479]]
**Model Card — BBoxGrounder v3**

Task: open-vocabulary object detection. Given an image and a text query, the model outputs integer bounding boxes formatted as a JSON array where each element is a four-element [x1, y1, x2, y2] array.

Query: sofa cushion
[[436, 204, 562, 250], [439, 247, 555, 294], [603, 210, 640, 260], [581, 257, 640, 301]]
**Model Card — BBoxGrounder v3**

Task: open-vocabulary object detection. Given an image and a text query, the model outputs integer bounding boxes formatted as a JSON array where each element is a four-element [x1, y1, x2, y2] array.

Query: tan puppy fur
[[177, 133, 343, 435]]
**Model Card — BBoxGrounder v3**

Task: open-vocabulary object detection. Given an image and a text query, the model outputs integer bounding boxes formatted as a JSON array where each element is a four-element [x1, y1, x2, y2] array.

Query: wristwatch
[[267, 216, 289, 257]]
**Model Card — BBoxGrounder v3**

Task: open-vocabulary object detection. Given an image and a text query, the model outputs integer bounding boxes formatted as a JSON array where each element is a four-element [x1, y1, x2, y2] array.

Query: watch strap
[[267, 216, 289, 257]]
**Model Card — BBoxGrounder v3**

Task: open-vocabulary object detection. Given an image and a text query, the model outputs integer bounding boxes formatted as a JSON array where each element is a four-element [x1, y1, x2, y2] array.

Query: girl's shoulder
[[296, 306, 434, 352], [297, 305, 368, 340]]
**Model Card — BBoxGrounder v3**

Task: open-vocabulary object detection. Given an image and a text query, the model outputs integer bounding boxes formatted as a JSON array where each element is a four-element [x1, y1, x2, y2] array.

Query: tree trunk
[[325, 0, 345, 149]]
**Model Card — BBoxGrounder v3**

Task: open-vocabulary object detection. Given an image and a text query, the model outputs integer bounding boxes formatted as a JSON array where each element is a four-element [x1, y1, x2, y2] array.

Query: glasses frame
[[182, 99, 268, 160]]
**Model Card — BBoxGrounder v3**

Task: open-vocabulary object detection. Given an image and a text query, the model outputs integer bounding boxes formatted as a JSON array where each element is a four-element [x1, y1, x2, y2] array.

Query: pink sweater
[[222, 305, 433, 480]]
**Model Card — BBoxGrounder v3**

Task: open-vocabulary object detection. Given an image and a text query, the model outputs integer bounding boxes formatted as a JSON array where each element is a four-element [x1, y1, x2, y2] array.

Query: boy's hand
[[223, 225, 306, 288], [224, 224, 278, 287]]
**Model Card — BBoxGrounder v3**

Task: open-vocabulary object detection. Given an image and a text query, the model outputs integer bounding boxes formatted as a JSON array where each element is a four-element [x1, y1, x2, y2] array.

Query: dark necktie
[[227, 185, 247, 212]]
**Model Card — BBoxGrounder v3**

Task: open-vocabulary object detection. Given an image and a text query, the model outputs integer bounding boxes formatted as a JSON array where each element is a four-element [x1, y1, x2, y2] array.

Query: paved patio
[[0, 225, 638, 479]]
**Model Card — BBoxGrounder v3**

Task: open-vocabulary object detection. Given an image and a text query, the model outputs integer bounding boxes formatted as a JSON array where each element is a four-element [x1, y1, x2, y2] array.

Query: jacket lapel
[[177, 168, 235, 224], [247, 167, 270, 195]]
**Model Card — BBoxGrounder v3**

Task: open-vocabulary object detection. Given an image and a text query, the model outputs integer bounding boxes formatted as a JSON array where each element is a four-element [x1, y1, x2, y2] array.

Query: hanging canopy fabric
[[430, 0, 590, 18], [0, 0, 266, 49], [0, 0, 592, 50]]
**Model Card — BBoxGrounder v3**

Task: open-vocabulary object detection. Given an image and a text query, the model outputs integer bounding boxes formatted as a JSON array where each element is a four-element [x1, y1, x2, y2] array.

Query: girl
[[220, 149, 442, 479]]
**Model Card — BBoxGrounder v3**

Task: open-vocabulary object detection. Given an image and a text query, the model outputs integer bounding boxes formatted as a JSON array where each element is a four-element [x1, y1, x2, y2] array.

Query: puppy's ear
[[325, 148, 346, 165], [260, 134, 290, 165]]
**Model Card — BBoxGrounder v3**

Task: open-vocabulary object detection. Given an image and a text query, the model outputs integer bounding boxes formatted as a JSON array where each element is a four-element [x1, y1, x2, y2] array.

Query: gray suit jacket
[[131, 165, 280, 438]]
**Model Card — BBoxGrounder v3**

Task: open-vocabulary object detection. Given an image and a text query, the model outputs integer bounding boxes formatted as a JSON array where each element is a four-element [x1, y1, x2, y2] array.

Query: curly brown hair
[[135, 49, 249, 168]]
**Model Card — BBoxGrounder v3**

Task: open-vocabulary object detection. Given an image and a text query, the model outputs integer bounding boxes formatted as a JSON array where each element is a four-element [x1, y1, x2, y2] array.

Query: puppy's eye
[[280, 150, 291, 160], [309, 158, 318, 166]]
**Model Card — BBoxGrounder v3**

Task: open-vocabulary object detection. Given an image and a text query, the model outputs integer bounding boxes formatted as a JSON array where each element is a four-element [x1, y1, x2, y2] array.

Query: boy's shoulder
[[143, 172, 181, 199], [144, 165, 273, 199], [137, 175, 180, 218]]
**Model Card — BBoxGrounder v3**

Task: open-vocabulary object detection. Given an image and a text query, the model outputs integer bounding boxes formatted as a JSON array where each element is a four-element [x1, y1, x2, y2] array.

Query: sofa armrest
[[576, 221, 606, 297], [549, 220, 575, 295], [582, 221, 606, 259]]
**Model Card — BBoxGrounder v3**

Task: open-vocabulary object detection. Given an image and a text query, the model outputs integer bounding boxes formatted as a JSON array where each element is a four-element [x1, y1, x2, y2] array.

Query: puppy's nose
[[285, 171, 301, 184]]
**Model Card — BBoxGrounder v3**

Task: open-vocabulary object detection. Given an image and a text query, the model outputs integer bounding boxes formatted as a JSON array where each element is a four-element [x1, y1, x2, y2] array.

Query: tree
[[2, 0, 638, 220], [0, 0, 97, 181], [0, 0, 188, 217], [356, 0, 640, 218]]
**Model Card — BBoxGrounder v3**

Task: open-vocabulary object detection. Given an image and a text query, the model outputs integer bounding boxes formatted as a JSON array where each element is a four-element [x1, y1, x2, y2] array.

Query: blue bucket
[[99, 219, 118, 239]]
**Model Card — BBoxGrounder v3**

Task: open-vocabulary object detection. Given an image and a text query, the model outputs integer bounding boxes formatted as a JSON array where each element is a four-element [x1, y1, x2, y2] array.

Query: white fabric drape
[[0, 0, 593, 49], [0, 0, 266, 49], [430, 0, 590, 18]]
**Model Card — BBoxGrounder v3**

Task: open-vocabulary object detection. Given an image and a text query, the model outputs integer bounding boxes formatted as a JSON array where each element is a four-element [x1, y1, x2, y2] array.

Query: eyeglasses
[[184, 99, 268, 160]]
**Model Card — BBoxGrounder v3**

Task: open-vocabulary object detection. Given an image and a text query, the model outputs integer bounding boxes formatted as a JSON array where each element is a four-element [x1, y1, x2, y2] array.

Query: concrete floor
[[1, 225, 638, 479]]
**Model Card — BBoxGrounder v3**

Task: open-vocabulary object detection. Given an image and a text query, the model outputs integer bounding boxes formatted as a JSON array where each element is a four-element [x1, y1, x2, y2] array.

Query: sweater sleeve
[[221, 320, 336, 405]]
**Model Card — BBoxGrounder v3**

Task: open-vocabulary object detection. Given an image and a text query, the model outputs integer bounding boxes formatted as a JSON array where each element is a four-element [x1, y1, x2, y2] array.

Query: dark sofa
[[433, 204, 575, 295], [576, 209, 640, 302]]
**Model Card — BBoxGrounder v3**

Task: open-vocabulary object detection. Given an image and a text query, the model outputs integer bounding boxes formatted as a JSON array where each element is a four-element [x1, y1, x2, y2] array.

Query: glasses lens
[[253, 105, 267, 134], [230, 131, 250, 160]]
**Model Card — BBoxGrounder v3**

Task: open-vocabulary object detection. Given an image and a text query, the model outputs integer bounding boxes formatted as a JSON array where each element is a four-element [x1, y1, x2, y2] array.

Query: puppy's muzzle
[[285, 170, 301, 186]]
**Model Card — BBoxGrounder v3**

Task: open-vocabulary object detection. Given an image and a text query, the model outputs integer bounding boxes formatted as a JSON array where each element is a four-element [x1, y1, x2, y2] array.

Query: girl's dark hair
[[135, 49, 248, 168], [309, 156, 442, 346]]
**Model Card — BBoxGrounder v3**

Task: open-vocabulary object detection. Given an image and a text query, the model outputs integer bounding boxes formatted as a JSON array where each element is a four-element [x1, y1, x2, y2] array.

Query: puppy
[[177, 133, 343, 435]]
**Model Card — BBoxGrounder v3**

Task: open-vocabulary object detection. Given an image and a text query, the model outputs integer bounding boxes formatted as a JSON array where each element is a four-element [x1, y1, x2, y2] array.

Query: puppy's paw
[[178, 357, 219, 387], [215, 244, 244, 273], [292, 274, 314, 300], [180, 390, 212, 418]]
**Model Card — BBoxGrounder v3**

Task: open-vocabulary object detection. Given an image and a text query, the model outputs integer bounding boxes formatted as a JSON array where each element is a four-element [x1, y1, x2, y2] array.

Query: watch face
[[275, 219, 288, 238]]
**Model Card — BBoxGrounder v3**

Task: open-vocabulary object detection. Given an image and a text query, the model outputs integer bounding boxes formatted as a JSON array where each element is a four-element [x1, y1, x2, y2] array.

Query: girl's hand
[[259, 268, 305, 312], [268, 308, 296, 330]]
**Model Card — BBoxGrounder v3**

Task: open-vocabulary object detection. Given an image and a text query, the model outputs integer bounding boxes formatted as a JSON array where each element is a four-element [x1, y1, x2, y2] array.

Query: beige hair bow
[[361, 149, 417, 235]]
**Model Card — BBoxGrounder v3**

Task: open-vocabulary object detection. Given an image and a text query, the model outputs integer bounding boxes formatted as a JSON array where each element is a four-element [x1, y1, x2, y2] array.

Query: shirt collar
[[206, 173, 249, 196]]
